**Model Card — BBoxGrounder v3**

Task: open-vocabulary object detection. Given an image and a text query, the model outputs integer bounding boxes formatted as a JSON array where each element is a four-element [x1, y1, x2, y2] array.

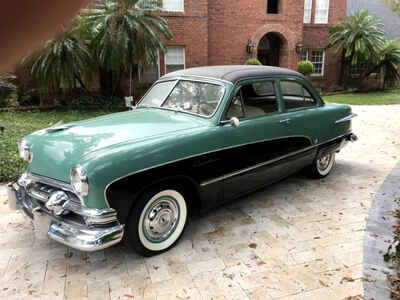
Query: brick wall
[[303, 0, 347, 88], [158, 0, 209, 76], [156, 0, 347, 88]]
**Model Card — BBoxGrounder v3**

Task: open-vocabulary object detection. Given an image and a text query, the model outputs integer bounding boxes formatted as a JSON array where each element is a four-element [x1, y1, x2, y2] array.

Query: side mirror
[[230, 117, 240, 128], [221, 117, 240, 128], [124, 96, 136, 109]]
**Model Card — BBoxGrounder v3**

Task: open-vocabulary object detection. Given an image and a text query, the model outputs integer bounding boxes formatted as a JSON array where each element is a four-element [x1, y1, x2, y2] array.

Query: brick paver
[[0, 105, 399, 299]]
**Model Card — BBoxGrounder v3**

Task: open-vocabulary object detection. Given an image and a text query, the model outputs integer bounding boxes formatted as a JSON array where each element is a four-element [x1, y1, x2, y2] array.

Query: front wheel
[[125, 186, 188, 256], [307, 152, 336, 179]]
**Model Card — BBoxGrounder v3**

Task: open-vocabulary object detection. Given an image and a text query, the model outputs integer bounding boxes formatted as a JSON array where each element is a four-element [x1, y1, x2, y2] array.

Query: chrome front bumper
[[7, 181, 124, 252]]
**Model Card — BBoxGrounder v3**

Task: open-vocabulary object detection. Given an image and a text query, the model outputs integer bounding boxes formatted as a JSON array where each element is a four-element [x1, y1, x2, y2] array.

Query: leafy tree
[[30, 29, 94, 95], [79, 0, 172, 97], [327, 11, 386, 67]]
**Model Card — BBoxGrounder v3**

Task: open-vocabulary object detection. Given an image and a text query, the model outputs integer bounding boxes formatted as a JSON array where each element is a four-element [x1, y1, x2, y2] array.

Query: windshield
[[138, 80, 225, 117]]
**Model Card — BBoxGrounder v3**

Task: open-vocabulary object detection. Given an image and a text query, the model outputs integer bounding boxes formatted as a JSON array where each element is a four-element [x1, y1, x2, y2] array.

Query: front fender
[[81, 126, 217, 209]]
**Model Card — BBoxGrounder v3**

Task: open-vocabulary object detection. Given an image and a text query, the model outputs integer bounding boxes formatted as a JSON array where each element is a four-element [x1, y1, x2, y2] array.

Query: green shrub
[[0, 74, 17, 107], [58, 95, 124, 109], [17, 89, 40, 106], [244, 58, 262, 65], [297, 60, 314, 76]]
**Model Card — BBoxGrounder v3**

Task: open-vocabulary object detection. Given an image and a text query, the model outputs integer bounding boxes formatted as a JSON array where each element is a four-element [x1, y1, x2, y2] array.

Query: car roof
[[162, 65, 305, 84]]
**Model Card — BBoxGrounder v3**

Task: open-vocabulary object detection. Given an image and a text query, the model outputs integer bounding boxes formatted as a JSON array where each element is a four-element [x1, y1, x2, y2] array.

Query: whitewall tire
[[126, 186, 188, 256], [308, 152, 336, 179]]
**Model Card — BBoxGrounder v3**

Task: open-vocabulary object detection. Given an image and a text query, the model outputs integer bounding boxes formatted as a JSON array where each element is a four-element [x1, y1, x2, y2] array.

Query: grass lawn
[[323, 89, 400, 105], [0, 110, 114, 183]]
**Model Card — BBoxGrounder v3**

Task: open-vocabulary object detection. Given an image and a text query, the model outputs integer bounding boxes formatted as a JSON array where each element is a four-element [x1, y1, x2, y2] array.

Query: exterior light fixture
[[296, 43, 304, 54], [246, 40, 255, 54]]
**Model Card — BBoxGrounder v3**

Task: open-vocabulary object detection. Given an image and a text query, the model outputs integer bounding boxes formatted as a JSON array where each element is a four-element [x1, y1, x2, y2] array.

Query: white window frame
[[301, 49, 309, 61], [303, 0, 312, 24], [165, 46, 186, 74], [311, 49, 325, 76], [162, 0, 184, 12], [315, 0, 330, 24], [139, 53, 160, 84]]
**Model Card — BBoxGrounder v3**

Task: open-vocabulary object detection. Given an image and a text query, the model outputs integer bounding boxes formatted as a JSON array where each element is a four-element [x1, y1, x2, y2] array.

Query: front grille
[[27, 182, 81, 205]]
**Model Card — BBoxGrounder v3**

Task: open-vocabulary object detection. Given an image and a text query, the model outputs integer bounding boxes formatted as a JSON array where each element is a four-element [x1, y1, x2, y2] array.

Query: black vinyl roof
[[162, 65, 305, 84]]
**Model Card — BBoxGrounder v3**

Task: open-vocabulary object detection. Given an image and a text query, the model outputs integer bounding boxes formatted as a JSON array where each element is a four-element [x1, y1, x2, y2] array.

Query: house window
[[303, 0, 312, 23], [315, 0, 330, 24], [163, 0, 184, 12], [351, 62, 368, 78], [267, 0, 279, 14], [139, 55, 160, 84], [301, 49, 309, 61], [165, 46, 185, 74], [311, 50, 325, 76]]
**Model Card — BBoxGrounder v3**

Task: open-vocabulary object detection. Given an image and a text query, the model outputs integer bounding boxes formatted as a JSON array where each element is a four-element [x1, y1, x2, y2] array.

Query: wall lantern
[[246, 40, 255, 54], [295, 43, 304, 54]]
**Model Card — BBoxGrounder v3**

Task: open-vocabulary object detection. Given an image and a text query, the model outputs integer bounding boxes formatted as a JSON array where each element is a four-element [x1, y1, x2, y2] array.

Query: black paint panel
[[107, 136, 314, 223]]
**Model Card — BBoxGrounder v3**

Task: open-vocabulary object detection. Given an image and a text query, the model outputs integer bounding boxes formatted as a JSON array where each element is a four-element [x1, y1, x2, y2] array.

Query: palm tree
[[79, 0, 172, 97], [30, 29, 94, 95], [327, 11, 386, 83], [384, 0, 400, 17], [364, 39, 400, 88], [328, 10, 385, 65]]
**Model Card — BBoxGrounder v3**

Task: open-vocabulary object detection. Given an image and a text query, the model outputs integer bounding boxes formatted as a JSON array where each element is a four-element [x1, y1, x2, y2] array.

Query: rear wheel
[[308, 152, 336, 179], [125, 186, 188, 256]]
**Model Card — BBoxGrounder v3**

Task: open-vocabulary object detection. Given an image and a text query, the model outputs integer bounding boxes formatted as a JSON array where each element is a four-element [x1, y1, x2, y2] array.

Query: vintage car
[[8, 66, 357, 256]]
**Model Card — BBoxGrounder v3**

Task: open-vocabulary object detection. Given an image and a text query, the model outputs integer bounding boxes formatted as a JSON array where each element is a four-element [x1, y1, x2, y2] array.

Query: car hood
[[25, 109, 208, 182]]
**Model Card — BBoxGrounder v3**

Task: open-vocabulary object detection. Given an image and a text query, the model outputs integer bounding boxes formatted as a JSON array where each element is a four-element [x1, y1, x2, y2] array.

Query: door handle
[[280, 119, 291, 124]]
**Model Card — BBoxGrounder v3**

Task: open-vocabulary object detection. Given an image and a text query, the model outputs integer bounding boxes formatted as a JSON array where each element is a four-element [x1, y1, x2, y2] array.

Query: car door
[[277, 78, 324, 145], [214, 79, 305, 201]]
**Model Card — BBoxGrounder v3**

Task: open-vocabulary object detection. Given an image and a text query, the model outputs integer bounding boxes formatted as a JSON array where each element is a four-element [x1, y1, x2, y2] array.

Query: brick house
[[136, 0, 347, 90]]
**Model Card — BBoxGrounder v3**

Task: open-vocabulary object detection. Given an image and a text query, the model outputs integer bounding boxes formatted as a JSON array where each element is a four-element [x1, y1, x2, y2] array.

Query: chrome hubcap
[[143, 197, 179, 243], [317, 154, 332, 171]]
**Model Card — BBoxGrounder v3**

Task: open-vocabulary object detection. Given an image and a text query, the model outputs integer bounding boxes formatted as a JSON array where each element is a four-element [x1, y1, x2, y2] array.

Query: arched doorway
[[257, 33, 283, 67]]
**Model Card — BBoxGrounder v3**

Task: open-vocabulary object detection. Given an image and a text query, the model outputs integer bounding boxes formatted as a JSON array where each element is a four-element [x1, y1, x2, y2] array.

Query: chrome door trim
[[200, 145, 316, 186]]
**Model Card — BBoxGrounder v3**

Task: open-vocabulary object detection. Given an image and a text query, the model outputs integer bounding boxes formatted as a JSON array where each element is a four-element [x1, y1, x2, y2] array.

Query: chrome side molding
[[335, 114, 358, 124]]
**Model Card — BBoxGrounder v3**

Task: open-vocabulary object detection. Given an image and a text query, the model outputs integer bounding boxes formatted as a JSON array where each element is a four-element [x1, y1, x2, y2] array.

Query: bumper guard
[[7, 181, 124, 252]]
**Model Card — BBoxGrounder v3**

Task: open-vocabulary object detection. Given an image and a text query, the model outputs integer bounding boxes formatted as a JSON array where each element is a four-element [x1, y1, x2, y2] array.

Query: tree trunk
[[99, 68, 113, 97]]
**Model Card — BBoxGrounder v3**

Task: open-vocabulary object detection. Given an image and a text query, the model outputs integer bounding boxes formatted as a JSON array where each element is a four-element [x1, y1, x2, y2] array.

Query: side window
[[280, 80, 317, 110], [226, 91, 245, 119], [226, 81, 279, 119]]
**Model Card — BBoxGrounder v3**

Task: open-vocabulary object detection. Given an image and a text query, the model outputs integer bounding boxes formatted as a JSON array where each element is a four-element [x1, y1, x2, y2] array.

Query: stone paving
[[0, 105, 399, 300]]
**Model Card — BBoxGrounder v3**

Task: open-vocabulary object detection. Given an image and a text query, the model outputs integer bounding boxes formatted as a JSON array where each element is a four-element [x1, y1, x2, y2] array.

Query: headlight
[[18, 139, 33, 162], [70, 165, 89, 200]]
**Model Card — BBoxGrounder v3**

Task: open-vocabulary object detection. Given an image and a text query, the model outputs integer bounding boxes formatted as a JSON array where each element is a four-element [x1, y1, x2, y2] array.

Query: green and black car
[[8, 66, 357, 256]]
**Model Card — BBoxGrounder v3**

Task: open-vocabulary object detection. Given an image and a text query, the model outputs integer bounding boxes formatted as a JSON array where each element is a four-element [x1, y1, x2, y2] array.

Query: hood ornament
[[46, 121, 75, 133]]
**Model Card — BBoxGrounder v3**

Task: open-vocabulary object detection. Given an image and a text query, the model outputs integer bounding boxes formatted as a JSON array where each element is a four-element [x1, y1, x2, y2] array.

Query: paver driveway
[[0, 105, 399, 300]]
